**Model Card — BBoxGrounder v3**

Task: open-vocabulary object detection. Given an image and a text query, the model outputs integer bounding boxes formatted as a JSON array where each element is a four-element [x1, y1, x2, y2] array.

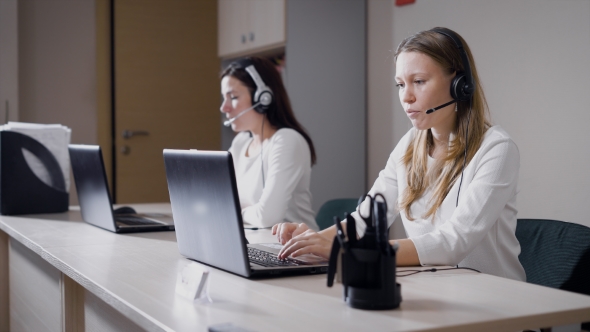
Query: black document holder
[[0, 131, 68, 215]]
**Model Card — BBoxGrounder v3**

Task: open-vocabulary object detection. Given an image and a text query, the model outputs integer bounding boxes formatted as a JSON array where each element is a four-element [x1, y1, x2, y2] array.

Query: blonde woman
[[273, 27, 525, 281]]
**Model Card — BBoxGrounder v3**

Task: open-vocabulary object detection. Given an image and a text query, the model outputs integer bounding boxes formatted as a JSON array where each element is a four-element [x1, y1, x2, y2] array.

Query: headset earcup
[[450, 74, 471, 101], [255, 90, 273, 114]]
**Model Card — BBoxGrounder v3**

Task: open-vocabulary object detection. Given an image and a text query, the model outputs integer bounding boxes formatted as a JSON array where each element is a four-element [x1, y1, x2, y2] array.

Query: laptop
[[69, 144, 174, 233], [163, 149, 328, 278]]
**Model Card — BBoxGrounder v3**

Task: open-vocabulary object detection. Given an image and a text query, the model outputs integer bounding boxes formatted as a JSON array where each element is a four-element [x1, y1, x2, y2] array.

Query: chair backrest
[[315, 198, 359, 230], [516, 219, 590, 296]]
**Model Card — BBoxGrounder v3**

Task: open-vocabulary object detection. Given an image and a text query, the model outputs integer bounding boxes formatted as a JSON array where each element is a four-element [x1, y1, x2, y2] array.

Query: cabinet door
[[218, 0, 249, 57], [250, 0, 285, 51], [218, 0, 285, 58]]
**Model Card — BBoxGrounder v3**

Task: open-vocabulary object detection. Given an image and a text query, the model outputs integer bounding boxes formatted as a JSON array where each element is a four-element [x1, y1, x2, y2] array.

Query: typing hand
[[277, 229, 332, 260], [272, 222, 309, 245]]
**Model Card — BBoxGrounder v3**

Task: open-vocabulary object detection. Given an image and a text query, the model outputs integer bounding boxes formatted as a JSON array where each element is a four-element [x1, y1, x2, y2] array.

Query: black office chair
[[516, 218, 590, 330], [315, 198, 359, 230]]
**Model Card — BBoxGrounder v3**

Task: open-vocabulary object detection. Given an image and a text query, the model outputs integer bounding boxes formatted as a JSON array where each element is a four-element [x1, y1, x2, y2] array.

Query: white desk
[[1, 204, 590, 331]]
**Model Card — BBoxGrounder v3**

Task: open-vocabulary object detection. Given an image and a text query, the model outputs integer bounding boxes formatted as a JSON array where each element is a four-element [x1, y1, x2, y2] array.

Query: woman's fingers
[[278, 238, 310, 259], [275, 223, 297, 244], [274, 223, 329, 259], [291, 223, 309, 238], [278, 230, 331, 259], [291, 244, 330, 259], [273, 223, 309, 244]]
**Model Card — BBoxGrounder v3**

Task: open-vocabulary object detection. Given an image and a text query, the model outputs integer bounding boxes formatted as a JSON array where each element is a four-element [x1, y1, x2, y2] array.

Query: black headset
[[431, 28, 474, 207], [233, 59, 273, 114], [430, 28, 475, 103]]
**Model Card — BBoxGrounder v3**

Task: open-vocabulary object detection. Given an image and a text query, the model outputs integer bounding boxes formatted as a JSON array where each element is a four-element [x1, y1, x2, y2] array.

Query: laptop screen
[[69, 145, 117, 232], [163, 149, 250, 277]]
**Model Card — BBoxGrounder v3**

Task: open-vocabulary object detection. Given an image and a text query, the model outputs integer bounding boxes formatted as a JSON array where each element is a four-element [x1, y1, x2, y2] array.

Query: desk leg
[[62, 274, 85, 331], [0, 231, 8, 332]]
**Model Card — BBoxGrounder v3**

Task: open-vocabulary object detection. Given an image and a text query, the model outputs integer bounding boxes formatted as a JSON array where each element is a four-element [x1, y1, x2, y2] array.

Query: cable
[[260, 115, 266, 189], [396, 266, 481, 277], [455, 99, 472, 207], [243, 226, 272, 230]]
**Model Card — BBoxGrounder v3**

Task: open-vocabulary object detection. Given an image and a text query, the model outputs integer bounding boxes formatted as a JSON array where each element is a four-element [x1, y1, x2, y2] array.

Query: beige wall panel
[[9, 239, 62, 332]]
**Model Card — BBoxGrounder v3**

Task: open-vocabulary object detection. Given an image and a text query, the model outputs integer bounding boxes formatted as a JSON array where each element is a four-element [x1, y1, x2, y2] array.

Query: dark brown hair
[[221, 56, 317, 165]]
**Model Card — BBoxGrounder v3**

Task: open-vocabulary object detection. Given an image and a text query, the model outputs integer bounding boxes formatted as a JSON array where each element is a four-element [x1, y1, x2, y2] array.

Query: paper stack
[[0, 122, 72, 192]]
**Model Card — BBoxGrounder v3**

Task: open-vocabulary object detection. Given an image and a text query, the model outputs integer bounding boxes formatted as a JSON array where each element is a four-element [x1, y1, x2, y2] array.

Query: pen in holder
[[327, 193, 402, 310]]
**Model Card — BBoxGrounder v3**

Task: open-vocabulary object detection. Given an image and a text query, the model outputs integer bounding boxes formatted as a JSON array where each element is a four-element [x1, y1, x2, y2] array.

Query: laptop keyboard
[[115, 215, 163, 226], [248, 247, 301, 267]]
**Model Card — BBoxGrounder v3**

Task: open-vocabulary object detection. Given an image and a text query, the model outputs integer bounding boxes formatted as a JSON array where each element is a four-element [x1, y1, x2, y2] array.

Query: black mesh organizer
[[0, 131, 68, 215], [327, 194, 402, 310]]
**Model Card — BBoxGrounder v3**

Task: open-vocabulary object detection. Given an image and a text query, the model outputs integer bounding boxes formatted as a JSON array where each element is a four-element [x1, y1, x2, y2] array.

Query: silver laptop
[[163, 149, 328, 278], [69, 144, 174, 233]]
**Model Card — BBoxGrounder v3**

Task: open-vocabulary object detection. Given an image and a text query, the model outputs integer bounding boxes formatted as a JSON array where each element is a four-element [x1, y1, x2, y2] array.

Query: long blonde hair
[[396, 28, 491, 220]]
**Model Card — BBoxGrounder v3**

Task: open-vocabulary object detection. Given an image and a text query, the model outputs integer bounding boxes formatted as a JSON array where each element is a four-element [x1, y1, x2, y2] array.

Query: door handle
[[121, 145, 130, 155], [122, 130, 149, 139]]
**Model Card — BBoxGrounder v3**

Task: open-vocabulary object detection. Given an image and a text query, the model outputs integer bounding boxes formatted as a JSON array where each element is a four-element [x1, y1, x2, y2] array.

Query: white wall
[[367, 0, 394, 186], [0, 0, 19, 122], [368, 0, 590, 228], [18, 0, 97, 145], [18, 0, 98, 205], [287, 0, 367, 212]]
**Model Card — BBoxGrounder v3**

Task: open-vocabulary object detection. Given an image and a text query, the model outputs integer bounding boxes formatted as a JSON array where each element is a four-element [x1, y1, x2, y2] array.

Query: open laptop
[[163, 149, 328, 278], [69, 144, 174, 233]]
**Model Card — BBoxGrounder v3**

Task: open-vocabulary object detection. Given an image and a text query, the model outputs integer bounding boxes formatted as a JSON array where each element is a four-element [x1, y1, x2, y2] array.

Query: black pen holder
[[341, 247, 401, 310], [327, 194, 401, 310], [0, 131, 68, 215]]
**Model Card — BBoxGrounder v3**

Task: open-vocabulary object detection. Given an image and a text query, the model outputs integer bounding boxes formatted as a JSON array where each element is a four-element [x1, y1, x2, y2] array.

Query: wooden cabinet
[[218, 0, 285, 58]]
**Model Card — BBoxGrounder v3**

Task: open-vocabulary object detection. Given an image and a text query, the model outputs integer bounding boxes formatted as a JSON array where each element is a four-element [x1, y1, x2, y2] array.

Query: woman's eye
[[414, 80, 424, 85], [395, 83, 404, 89], [230, 96, 238, 100]]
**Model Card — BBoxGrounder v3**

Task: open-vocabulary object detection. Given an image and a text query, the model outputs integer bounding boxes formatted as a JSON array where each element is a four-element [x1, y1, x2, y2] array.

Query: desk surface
[[1, 204, 590, 332]]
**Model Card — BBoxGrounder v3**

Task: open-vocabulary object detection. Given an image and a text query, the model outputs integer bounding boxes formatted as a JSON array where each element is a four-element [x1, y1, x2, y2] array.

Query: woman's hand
[[272, 222, 309, 244], [277, 229, 333, 260]]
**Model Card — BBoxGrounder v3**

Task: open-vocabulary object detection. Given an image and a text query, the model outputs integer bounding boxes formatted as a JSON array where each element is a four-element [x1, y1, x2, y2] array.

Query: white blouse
[[352, 125, 526, 281], [229, 128, 317, 230]]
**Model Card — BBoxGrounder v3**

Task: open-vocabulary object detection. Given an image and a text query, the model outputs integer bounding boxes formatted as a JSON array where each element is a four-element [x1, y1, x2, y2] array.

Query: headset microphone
[[425, 99, 457, 114], [223, 102, 261, 127]]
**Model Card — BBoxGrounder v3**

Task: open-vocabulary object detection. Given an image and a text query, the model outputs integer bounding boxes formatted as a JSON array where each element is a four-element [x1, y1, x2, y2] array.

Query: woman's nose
[[220, 99, 231, 113], [401, 86, 415, 105]]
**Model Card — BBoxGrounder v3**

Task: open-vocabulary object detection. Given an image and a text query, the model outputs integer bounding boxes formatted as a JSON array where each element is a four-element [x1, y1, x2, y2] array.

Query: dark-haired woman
[[273, 28, 525, 281], [221, 57, 318, 230]]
